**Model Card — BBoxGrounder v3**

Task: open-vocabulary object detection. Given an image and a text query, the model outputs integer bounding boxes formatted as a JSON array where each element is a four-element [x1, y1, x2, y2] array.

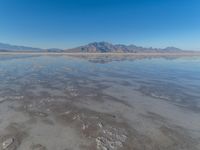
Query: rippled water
[[0, 54, 200, 150], [1, 55, 200, 110]]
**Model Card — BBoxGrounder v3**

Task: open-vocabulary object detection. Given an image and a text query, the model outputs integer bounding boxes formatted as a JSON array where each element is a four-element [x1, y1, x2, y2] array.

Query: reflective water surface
[[0, 54, 200, 150]]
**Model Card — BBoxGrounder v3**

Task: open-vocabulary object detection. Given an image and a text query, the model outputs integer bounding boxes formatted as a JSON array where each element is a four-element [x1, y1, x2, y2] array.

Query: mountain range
[[66, 42, 183, 53], [0, 42, 184, 53], [0, 42, 42, 51], [0, 42, 63, 52]]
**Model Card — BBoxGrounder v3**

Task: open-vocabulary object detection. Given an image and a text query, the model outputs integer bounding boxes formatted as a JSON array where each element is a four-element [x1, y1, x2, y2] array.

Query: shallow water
[[0, 54, 200, 150]]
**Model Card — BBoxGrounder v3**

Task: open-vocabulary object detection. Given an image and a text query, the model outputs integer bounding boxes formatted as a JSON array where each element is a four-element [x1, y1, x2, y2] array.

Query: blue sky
[[0, 0, 199, 50]]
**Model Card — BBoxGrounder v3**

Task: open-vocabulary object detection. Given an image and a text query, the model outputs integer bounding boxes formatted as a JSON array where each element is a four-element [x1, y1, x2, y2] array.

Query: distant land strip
[[0, 52, 200, 56], [0, 42, 200, 54]]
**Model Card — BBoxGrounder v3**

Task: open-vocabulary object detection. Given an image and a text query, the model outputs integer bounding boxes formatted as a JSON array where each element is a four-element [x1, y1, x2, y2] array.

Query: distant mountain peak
[[66, 42, 183, 53]]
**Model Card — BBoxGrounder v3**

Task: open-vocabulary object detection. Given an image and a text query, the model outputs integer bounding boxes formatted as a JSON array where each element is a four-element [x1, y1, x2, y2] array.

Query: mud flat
[[0, 54, 200, 150]]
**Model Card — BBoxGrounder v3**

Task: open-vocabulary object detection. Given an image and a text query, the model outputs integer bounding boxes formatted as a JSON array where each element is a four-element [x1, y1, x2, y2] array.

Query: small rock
[[82, 124, 88, 130], [64, 111, 71, 115], [73, 114, 80, 120], [98, 122, 103, 128], [2, 137, 14, 149]]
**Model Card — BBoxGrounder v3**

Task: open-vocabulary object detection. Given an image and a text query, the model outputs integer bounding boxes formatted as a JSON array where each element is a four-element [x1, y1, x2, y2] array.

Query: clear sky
[[0, 0, 199, 50]]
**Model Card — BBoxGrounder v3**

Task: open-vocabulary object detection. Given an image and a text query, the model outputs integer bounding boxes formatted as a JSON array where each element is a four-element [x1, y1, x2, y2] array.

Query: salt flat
[[0, 54, 200, 150]]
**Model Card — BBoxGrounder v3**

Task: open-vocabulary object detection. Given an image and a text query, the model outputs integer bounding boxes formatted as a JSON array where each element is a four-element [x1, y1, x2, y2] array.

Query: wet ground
[[0, 54, 200, 150]]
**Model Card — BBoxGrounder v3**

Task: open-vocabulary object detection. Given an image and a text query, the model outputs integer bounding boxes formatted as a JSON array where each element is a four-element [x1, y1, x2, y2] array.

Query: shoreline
[[0, 52, 200, 56]]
